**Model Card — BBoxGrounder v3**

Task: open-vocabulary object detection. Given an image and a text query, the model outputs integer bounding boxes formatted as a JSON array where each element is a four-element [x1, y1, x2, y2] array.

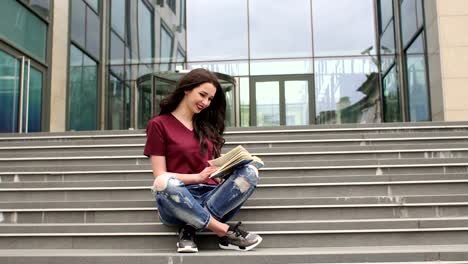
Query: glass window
[[188, 61, 249, 77], [109, 31, 125, 74], [138, 0, 154, 63], [315, 57, 380, 124], [86, 7, 101, 58], [166, 0, 176, 13], [111, 0, 126, 38], [0, 49, 21, 133], [160, 24, 174, 71], [380, 23, 396, 72], [71, 0, 86, 47], [0, 0, 48, 63], [313, 0, 376, 57], [382, 66, 402, 122], [285, 81, 309, 126], [239, 77, 250, 127], [28, 66, 43, 132], [379, 0, 394, 32], [108, 74, 124, 129], [187, 0, 248, 61], [249, 0, 312, 59], [68, 45, 98, 131], [400, 0, 423, 46], [250, 59, 313, 76], [406, 33, 430, 121], [85, 0, 99, 12], [256, 81, 280, 126], [19, 0, 50, 19]]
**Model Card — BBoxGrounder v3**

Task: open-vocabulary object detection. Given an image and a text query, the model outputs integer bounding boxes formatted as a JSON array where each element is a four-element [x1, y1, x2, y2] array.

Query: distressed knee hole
[[234, 176, 251, 193], [247, 165, 259, 178], [154, 174, 172, 192]]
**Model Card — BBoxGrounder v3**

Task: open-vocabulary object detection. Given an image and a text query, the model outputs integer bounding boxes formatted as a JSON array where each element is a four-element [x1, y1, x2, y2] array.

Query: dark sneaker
[[177, 225, 198, 253], [219, 222, 262, 251]]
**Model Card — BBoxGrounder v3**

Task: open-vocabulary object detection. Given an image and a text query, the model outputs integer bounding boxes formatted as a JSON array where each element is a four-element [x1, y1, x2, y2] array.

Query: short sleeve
[[143, 119, 166, 157]]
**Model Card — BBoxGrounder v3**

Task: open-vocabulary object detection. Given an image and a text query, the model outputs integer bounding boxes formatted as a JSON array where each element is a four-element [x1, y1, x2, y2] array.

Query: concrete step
[[2, 197, 468, 223], [1, 172, 467, 186], [2, 227, 468, 249], [0, 245, 467, 264], [2, 217, 468, 233], [2, 133, 468, 150], [2, 142, 468, 158], [1, 180, 468, 201]]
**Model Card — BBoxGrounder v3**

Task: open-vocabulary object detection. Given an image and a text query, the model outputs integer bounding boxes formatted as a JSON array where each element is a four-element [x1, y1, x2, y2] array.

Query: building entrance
[[0, 44, 45, 133], [250, 74, 315, 126]]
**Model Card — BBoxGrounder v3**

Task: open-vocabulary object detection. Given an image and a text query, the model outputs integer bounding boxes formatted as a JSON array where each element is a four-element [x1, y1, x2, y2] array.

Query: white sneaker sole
[[218, 235, 263, 251], [177, 243, 198, 253]]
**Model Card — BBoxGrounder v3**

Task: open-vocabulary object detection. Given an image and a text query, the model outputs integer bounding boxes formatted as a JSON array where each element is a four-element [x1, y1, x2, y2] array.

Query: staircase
[[1, 122, 468, 264]]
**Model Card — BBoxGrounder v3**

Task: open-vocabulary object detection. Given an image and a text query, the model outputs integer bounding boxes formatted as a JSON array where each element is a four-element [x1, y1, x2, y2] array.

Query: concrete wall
[[49, 0, 69, 132], [437, 0, 468, 121]]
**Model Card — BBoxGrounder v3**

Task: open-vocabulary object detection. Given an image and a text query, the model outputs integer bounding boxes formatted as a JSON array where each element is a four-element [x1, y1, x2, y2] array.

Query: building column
[[49, 0, 69, 132], [436, 0, 468, 121]]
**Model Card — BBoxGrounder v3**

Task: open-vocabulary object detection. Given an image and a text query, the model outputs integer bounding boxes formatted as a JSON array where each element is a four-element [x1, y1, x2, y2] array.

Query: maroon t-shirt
[[144, 113, 218, 185]]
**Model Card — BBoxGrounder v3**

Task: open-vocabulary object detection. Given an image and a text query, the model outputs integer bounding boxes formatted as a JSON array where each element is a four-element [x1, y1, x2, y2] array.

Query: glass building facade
[[0, 0, 436, 132]]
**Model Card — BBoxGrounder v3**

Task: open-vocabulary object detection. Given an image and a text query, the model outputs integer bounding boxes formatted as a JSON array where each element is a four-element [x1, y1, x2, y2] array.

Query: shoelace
[[231, 222, 249, 238]]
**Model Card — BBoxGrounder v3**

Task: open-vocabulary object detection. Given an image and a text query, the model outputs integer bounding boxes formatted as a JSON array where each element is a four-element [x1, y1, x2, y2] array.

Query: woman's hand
[[197, 166, 219, 183]]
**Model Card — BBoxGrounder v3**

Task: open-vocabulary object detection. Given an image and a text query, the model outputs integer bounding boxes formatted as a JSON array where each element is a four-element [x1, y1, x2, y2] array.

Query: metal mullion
[[279, 80, 286, 126], [394, 0, 408, 122]]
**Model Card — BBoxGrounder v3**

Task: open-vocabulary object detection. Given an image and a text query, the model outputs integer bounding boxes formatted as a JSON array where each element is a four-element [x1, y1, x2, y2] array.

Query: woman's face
[[184, 82, 217, 114]]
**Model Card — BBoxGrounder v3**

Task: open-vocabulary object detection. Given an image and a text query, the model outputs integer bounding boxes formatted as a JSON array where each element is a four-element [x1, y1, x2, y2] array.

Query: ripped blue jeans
[[154, 165, 259, 230]]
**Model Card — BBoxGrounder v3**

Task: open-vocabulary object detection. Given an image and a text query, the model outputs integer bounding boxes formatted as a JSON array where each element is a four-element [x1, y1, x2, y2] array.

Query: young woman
[[144, 68, 262, 253]]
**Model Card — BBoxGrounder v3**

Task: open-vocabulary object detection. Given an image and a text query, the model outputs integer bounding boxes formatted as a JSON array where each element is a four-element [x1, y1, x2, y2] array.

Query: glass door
[[250, 75, 314, 126], [0, 46, 45, 133]]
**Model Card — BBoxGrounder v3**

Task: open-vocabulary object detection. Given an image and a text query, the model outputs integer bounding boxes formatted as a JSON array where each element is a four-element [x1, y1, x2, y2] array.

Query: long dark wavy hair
[[159, 68, 226, 158]]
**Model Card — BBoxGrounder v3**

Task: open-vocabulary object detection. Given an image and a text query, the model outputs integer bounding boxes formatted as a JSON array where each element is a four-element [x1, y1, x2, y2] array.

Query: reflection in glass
[[315, 57, 380, 124], [111, 0, 126, 38], [223, 82, 235, 127], [138, 0, 154, 63], [256, 82, 280, 126], [239, 78, 250, 127], [86, 7, 101, 58], [187, 0, 248, 61], [0, 49, 21, 133], [86, 0, 99, 12], [68, 45, 98, 131], [379, 0, 394, 30], [160, 24, 174, 71], [250, 59, 313, 76], [188, 61, 249, 77], [108, 74, 124, 129], [383, 66, 401, 122], [137, 77, 152, 129], [23, 0, 50, 19], [285, 81, 309, 126], [70, 0, 86, 47], [27, 67, 43, 132], [400, 0, 423, 46], [109, 31, 125, 75], [249, 0, 312, 59], [406, 33, 430, 121], [313, 0, 376, 56], [1, 0, 48, 62]]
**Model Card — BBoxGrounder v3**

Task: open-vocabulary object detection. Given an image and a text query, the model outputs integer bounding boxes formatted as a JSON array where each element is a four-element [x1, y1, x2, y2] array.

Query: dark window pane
[[313, 0, 376, 56], [0, 49, 21, 133], [1, 0, 48, 62], [108, 74, 124, 129], [315, 57, 380, 124], [68, 45, 98, 131], [406, 33, 430, 121], [249, 0, 312, 59], [111, 0, 126, 38], [85, 0, 99, 12], [187, 0, 247, 61], [71, 0, 86, 47], [28, 66, 43, 132], [29, 0, 50, 19], [383, 66, 402, 122], [379, 0, 394, 32], [400, 0, 423, 47], [86, 7, 101, 59], [160, 24, 174, 70], [109, 31, 125, 77], [138, 0, 153, 63]]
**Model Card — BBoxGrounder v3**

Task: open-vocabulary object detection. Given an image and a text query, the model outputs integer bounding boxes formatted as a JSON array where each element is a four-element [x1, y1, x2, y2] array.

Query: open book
[[208, 145, 264, 179]]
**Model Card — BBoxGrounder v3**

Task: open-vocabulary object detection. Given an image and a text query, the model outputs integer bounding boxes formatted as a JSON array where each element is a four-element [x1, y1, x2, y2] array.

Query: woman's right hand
[[197, 166, 218, 183]]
